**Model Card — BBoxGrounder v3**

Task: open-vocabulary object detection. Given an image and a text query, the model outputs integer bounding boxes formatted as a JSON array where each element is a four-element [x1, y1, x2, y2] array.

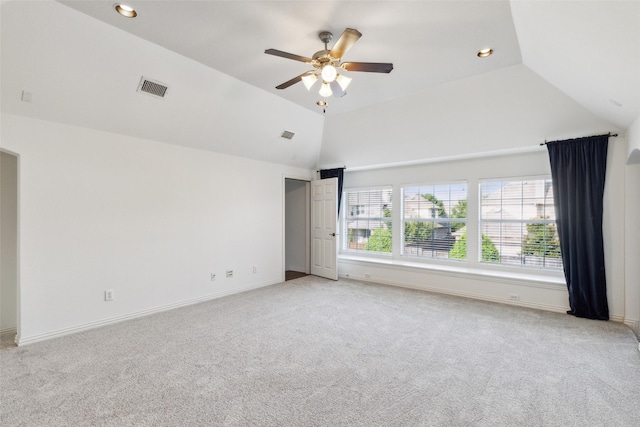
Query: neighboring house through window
[[343, 187, 392, 254], [480, 178, 562, 269], [402, 183, 467, 260]]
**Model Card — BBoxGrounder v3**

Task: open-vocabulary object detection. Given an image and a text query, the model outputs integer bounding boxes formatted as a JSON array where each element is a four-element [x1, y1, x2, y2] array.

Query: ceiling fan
[[265, 28, 393, 106]]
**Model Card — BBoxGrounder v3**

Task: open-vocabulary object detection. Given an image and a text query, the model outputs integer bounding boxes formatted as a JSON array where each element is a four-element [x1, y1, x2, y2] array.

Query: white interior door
[[310, 178, 338, 280]]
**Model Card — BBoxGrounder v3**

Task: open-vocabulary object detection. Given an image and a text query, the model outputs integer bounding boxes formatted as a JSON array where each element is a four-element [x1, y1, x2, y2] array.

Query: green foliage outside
[[450, 200, 467, 232], [449, 232, 500, 262], [448, 233, 467, 259], [404, 198, 467, 244], [422, 194, 446, 218], [522, 222, 561, 258], [481, 234, 500, 262], [404, 221, 435, 245], [451, 200, 467, 219], [383, 207, 392, 231], [364, 228, 392, 253]]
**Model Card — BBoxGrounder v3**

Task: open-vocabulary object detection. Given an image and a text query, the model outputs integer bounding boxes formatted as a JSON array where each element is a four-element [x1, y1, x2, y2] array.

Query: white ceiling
[[55, 0, 639, 127], [2, 1, 638, 170], [58, 0, 524, 117]]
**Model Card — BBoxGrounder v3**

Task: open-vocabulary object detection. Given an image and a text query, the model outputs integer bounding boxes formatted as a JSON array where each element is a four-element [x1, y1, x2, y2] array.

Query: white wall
[[628, 114, 640, 164], [625, 161, 640, 336], [285, 179, 308, 273], [625, 115, 640, 336], [1, 113, 313, 344], [339, 142, 627, 322], [320, 65, 615, 169], [0, 151, 18, 333]]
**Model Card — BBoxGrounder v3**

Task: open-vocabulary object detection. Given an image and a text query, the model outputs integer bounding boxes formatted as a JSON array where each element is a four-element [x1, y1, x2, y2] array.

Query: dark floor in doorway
[[0, 332, 16, 349], [285, 271, 308, 281]]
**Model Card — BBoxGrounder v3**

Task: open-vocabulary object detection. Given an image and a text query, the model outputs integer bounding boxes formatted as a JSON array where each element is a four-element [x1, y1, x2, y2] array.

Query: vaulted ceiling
[[2, 1, 639, 169]]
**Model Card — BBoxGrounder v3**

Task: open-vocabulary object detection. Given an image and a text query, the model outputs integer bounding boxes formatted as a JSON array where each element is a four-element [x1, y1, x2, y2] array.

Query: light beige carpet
[[1, 276, 639, 426]]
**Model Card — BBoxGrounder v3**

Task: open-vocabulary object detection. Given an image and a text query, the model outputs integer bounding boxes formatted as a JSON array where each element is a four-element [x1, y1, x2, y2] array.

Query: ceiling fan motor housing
[[312, 50, 331, 62], [318, 31, 333, 45]]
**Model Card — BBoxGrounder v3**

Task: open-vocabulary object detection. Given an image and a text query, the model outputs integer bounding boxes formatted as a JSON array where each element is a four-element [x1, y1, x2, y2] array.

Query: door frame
[[282, 174, 311, 281], [1, 148, 20, 345]]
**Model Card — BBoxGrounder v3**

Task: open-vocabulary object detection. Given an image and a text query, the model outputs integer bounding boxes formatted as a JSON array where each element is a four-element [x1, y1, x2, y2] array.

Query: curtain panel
[[547, 135, 609, 320]]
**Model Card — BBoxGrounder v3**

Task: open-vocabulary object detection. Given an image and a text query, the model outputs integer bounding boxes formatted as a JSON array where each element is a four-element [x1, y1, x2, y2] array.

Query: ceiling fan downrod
[[318, 31, 333, 50]]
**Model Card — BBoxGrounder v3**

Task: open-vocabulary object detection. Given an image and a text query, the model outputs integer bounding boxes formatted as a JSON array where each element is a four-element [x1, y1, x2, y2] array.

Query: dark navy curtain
[[319, 168, 344, 217], [547, 135, 609, 320]]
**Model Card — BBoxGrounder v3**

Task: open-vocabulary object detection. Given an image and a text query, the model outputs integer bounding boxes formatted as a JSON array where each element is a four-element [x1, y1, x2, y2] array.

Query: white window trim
[[478, 175, 561, 270], [400, 181, 468, 261], [341, 185, 394, 256], [338, 254, 565, 289]]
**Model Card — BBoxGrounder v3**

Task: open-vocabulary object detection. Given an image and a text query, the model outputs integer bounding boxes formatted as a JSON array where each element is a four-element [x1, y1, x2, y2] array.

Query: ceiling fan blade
[[342, 62, 394, 73], [275, 73, 308, 90], [265, 49, 313, 63], [329, 28, 362, 59]]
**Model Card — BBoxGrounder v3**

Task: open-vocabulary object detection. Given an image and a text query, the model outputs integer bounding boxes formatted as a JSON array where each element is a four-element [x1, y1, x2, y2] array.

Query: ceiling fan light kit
[[319, 82, 332, 97], [301, 73, 318, 90], [335, 74, 352, 90], [321, 65, 337, 82], [265, 28, 393, 111]]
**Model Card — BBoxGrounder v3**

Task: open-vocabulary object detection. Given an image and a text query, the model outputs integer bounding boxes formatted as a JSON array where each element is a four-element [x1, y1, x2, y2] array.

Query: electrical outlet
[[21, 90, 32, 103], [226, 270, 233, 278], [253, 265, 257, 273], [509, 293, 520, 301], [210, 273, 216, 281], [105, 289, 114, 301]]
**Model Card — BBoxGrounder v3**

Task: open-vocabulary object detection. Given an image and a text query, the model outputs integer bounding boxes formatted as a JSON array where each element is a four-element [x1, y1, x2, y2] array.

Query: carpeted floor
[[1, 276, 639, 426]]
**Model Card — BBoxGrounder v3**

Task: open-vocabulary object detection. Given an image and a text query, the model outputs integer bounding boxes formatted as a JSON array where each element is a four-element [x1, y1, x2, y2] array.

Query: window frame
[[400, 181, 468, 261], [478, 175, 562, 271], [341, 185, 393, 256]]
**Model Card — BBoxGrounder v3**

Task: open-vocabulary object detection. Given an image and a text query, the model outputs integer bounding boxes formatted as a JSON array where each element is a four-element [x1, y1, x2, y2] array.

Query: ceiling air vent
[[137, 76, 168, 98], [281, 130, 295, 140]]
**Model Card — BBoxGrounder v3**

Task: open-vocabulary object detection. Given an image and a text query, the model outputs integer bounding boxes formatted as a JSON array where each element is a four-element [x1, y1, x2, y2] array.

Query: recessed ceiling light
[[115, 4, 137, 18], [477, 48, 493, 58], [317, 101, 327, 107]]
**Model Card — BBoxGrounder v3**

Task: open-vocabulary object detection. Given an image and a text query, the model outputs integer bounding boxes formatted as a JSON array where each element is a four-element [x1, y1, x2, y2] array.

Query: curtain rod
[[316, 166, 346, 172], [539, 132, 618, 146]]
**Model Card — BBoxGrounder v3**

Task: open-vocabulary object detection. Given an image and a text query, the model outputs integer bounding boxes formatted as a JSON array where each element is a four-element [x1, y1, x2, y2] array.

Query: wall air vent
[[137, 76, 168, 98], [281, 130, 295, 140]]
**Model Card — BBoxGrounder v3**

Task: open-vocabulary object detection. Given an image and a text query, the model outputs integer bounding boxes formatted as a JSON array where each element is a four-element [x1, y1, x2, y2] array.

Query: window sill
[[338, 254, 566, 290]]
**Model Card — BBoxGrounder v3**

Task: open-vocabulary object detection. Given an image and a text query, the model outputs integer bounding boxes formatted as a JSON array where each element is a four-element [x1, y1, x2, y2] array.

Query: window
[[402, 183, 467, 259], [479, 178, 562, 269], [343, 187, 392, 254]]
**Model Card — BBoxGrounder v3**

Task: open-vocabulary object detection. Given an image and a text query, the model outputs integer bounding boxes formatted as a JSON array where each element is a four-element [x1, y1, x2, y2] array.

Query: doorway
[[1, 150, 18, 348], [284, 178, 310, 280]]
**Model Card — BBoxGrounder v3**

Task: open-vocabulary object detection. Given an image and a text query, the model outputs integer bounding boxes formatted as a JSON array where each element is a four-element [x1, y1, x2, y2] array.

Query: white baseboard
[[17, 279, 279, 346], [341, 273, 571, 314], [340, 273, 632, 327]]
